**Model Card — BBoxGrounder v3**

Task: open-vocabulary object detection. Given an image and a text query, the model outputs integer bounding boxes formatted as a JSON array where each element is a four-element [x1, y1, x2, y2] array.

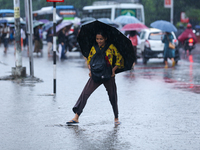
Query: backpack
[[90, 44, 112, 83]]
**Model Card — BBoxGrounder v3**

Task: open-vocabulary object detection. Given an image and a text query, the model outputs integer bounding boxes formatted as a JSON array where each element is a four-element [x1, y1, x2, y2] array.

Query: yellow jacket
[[87, 44, 124, 69]]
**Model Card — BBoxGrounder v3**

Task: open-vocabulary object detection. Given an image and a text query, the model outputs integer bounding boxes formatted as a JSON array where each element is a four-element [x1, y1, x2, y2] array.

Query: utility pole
[[53, 2, 57, 94], [12, 0, 26, 77], [24, 0, 34, 77], [170, 0, 174, 24], [164, 0, 174, 24], [47, 0, 64, 94]]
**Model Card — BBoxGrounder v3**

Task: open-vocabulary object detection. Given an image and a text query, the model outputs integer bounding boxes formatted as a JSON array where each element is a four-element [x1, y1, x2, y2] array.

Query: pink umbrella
[[121, 23, 148, 31]]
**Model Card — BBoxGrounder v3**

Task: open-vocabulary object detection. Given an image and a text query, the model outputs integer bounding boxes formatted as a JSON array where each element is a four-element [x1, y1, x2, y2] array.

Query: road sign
[[46, 0, 64, 2], [181, 12, 189, 23], [164, 0, 172, 8]]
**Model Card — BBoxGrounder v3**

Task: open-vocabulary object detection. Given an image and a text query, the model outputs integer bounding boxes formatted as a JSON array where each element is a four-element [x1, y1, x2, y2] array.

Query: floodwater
[[0, 44, 200, 150]]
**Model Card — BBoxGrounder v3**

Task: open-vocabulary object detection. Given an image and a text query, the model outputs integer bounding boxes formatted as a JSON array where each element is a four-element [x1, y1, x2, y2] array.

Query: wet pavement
[[0, 43, 200, 150]]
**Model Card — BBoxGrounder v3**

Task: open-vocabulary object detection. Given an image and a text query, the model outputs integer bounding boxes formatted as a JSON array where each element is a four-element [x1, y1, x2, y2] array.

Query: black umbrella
[[77, 20, 136, 74], [81, 17, 95, 24]]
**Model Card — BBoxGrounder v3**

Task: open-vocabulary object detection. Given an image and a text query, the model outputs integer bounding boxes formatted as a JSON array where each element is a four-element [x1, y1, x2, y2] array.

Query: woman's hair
[[96, 30, 107, 39], [129, 31, 136, 37]]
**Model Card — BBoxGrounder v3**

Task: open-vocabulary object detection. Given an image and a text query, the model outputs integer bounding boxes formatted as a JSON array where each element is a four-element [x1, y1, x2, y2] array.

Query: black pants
[[72, 77, 119, 118]]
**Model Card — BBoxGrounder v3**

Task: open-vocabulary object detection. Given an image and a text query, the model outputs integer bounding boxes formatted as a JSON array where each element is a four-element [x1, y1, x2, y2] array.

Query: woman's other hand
[[89, 71, 91, 77], [112, 66, 118, 77]]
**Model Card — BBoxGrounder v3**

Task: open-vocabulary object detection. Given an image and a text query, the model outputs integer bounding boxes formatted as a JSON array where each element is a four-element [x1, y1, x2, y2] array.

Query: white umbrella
[[114, 15, 141, 26]]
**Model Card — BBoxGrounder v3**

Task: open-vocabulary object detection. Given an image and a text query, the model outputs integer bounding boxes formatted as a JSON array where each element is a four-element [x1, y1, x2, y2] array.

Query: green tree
[[140, 0, 200, 26], [186, 9, 200, 22]]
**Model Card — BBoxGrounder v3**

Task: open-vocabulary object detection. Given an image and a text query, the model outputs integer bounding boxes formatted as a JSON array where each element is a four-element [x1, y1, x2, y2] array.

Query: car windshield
[[148, 32, 163, 40]]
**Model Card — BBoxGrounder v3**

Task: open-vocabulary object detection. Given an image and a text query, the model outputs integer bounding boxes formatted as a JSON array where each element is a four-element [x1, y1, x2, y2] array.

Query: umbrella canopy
[[81, 17, 95, 24], [77, 20, 136, 74], [195, 25, 200, 29], [114, 15, 141, 26], [33, 20, 44, 28], [38, 19, 49, 24], [56, 21, 72, 33], [0, 19, 8, 24], [42, 21, 53, 31], [97, 18, 114, 25], [98, 18, 120, 28], [121, 23, 148, 31], [150, 20, 177, 32]]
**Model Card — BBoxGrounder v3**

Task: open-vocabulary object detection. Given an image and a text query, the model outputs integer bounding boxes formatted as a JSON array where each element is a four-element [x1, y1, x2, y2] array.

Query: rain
[[0, 0, 200, 150]]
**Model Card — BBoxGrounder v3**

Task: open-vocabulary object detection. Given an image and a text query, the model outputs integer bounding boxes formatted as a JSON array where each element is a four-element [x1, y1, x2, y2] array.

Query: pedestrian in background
[[34, 26, 42, 54], [58, 27, 67, 59], [9, 27, 15, 45], [66, 30, 124, 125], [13, 27, 26, 55], [2, 22, 10, 54], [127, 30, 140, 67], [39, 25, 43, 51], [21, 27, 26, 51], [162, 32, 176, 68], [46, 26, 53, 57]]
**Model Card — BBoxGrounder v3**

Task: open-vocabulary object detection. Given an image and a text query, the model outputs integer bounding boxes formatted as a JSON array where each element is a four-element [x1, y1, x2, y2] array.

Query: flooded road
[[0, 44, 200, 150]]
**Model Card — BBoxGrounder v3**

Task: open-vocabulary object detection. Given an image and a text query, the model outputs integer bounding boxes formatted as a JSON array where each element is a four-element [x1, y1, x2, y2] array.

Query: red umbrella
[[121, 23, 148, 31]]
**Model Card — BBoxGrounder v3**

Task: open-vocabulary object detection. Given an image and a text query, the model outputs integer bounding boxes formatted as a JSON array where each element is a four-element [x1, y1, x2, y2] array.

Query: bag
[[167, 34, 175, 49], [2, 33, 7, 39], [90, 44, 112, 83], [169, 42, 175, 49]]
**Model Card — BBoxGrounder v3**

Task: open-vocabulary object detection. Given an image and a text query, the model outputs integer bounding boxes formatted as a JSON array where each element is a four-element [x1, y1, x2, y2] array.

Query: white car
[[137, 28, 179, 64]]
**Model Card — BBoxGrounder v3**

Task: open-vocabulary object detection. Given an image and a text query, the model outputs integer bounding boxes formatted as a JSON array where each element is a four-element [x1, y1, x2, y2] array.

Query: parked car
[[137, 28, 180, 64]]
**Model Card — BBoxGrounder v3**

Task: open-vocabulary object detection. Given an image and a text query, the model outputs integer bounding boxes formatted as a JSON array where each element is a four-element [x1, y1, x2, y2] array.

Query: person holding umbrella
[[162, 32, 176, 68], [66, 30, 124, 125], [58, 27, 67, 59], [2, 22, 10, 54], [33, 25, 42, 54], [150, 20, 177, 68], [127, 30, 140, 64], [46, 26, 53, 57]]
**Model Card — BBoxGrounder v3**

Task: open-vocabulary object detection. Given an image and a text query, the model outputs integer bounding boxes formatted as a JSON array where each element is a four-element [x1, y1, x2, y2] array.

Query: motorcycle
[[183, 38, 195, 54], [65, 33, 80, 52]]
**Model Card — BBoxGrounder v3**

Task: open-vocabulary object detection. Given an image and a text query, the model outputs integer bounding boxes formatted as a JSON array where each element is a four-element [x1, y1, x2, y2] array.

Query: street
[[0, 43, 200, 150]]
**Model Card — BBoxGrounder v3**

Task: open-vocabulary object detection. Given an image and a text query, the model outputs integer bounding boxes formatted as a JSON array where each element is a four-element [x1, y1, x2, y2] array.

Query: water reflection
[[163, 61, 200, 94], [189, 55, 194, 63], [189, 62, 194, 89], [163, 69, 176, 83], [65, 125, 130, 150]]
